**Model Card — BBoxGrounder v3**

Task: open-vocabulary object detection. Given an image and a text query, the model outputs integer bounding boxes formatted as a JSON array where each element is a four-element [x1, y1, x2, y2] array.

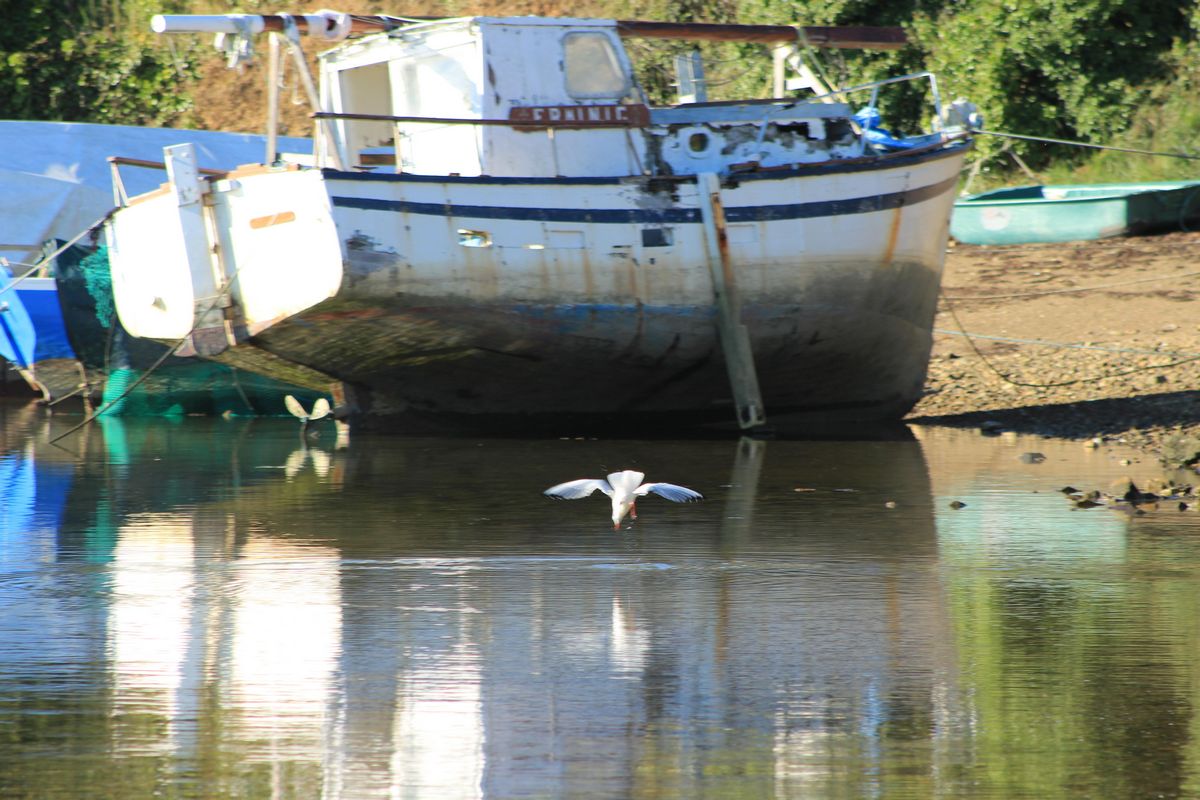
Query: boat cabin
[[318, 16, 863, 178]]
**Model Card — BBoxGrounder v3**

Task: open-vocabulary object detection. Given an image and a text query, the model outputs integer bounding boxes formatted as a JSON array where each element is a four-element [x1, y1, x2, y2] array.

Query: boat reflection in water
[[8, 404, 1200, 796], [0, 406, 951, 797]]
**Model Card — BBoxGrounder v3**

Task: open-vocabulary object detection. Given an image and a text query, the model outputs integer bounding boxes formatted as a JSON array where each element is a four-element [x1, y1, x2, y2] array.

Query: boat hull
[[226, 261, 942, 430], [107, 143, 969, 432]]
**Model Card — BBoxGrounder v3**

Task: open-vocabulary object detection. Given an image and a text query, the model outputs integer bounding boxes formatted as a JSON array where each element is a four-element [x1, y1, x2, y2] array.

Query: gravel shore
[[905, 230, 1200, 465]]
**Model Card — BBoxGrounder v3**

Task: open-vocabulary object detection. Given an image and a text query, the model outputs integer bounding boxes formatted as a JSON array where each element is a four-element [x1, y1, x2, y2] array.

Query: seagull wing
[[634, 482, 704, 503], [544, 478, 613, 500]]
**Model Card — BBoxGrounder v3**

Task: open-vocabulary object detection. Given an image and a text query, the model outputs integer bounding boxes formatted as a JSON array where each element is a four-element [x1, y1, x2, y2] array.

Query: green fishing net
[[78, 245, 114, 328]]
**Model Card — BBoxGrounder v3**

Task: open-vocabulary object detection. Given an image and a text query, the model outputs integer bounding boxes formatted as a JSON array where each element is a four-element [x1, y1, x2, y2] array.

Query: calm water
[[3, 400, 1200, 799]]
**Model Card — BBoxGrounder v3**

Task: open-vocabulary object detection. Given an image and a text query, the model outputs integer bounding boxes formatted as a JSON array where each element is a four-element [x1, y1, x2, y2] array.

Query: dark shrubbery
[[0, 1, 201, 126]]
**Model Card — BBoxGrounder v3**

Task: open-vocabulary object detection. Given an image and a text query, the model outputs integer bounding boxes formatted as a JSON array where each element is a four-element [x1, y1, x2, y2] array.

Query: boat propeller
[[285, 394, 332, 434]]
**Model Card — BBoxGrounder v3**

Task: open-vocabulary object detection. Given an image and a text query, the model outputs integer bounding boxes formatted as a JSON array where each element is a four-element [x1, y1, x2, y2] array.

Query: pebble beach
[[906, 230, 1200, 465]]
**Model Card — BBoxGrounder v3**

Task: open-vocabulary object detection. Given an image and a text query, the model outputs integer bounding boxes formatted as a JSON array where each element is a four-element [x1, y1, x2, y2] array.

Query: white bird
[[544, 470, 704, 529]]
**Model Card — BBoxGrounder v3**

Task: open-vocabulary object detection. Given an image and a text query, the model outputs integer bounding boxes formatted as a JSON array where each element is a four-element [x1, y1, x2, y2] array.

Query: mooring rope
[[0, 208, 116, 298], [943, 266, 1200, 301], [970, 128, 1200, 161], [940, 123, 1200, 388], [934, 328, 1200, 359], [48, 331, 188, 447], [937, 287, 1200, 389]]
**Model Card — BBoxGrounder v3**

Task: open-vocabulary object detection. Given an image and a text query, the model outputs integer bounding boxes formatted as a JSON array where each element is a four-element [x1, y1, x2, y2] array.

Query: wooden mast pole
[[152, 14, 907, 50]]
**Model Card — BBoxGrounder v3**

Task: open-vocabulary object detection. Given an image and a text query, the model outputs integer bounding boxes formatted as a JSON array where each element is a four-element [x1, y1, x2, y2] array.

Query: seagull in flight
[[544, 470, 704, 529]]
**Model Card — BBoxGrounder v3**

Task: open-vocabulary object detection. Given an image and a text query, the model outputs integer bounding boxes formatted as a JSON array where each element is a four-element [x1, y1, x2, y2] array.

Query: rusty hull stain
[[882, 206, 902, 265]]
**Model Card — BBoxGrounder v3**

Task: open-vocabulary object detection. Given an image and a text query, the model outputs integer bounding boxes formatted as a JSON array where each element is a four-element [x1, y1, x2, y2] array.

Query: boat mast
[[152, 13, 907, 49]]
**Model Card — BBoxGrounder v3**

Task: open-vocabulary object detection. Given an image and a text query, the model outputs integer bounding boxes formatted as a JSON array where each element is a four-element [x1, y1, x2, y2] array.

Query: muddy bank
[[905, 231, 1200, 465]]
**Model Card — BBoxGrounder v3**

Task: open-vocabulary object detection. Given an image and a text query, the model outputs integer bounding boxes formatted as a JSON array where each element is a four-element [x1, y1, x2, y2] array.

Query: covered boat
[[104, 11, 973, 433], [0, 121, 321, 413]]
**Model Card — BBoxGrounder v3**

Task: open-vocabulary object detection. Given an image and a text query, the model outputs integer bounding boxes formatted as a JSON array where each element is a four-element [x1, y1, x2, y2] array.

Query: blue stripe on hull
[[331, 174, 957, 225]]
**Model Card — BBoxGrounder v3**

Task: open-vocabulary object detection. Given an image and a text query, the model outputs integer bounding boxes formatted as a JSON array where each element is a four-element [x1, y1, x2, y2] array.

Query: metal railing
[[753, 71, 947, 159]]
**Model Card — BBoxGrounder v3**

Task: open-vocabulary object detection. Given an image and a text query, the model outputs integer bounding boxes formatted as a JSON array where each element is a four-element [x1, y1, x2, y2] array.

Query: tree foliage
[[1, 0, 1197, 183], [0, 1, 201, 126], [908, 0, 1192, 169], [727, 0, 1195, 171]]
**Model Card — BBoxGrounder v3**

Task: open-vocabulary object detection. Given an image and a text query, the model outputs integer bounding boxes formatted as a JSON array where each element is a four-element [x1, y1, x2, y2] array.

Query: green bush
[[0, 1, 201, 126], [2, 0, 1196, 184]]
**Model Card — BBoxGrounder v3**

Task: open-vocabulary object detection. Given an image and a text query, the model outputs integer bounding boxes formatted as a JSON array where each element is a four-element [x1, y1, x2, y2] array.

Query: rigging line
[[0, 208, 116, 298], [943, 268, 1200, 301], [937, 287, 1200, 389], [44, 381, 89, 407], [933, 328, 1200, 358], [791, 26, 839, 97], [971, 128, 1200, 161], [47, 331, 187, 448]]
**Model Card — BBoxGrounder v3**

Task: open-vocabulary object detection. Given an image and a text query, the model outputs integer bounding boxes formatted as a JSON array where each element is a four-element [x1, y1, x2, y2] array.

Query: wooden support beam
[[697, 172, 767, 430]]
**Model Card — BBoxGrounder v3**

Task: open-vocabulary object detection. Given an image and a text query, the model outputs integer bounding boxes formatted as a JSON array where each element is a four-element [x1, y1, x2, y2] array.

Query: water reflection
[[3, 404, 1200, 797]]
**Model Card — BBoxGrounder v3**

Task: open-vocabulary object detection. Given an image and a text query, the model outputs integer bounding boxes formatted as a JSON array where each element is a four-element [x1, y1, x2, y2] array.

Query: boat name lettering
[[508, 104, 650, 128]]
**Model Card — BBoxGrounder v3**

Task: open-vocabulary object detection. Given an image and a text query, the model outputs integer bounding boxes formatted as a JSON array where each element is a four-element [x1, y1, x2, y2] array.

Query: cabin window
[[563, 33, 629, 98]]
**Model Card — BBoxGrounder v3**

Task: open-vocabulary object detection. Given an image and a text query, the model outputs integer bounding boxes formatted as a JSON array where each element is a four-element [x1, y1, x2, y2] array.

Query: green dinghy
[[951, 181, 1200, 245]]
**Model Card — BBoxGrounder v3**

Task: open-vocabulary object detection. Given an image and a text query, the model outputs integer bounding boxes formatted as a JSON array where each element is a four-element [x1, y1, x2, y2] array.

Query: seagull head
[[611, 496, 634, 529]]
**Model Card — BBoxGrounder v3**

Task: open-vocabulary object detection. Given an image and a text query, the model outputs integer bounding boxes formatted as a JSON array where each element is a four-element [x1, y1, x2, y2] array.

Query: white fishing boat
[[104, 10, 974, 433]]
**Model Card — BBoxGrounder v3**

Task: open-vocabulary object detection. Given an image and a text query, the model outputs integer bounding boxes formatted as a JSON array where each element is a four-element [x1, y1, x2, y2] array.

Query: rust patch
[[882, 206, 903, 265], [709, 189, 737, 289], [249, 210, 297, 229]]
